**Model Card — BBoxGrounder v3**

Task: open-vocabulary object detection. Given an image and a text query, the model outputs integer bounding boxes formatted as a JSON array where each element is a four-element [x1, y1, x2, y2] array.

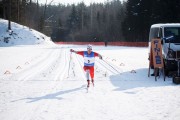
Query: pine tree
[[67, 4, 79, 31], [66, 4, 79, 41]]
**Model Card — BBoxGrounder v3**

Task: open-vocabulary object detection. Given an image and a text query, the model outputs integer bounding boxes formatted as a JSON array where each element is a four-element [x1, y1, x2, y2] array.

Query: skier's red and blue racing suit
[[77, 51, 99, 79]]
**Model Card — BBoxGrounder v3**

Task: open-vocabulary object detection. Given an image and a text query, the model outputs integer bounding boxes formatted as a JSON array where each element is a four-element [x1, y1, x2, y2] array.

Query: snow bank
[[0, 19, 54, 47]]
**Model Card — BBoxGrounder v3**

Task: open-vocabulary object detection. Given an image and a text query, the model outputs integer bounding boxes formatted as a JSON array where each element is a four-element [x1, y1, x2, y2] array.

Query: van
[[149, 23, 180, 74]]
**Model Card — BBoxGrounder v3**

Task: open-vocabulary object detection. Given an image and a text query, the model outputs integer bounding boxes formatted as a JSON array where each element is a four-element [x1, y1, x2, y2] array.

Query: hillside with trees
[[0, 0, 180, 42]]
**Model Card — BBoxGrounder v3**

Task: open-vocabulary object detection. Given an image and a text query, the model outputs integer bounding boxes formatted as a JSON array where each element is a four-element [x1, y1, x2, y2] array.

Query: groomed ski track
[[0, 45, 123, 120]]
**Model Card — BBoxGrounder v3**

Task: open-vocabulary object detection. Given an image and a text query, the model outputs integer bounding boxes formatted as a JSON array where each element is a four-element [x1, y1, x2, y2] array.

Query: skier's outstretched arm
[[70, 49, 84, 56], [94, 52, 102, 60], [70, 49, 77, 53]]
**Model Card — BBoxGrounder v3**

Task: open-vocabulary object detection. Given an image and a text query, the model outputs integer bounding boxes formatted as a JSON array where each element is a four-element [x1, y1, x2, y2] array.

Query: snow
[[0, 19, 180, 120], [0, 19, 54, 47]]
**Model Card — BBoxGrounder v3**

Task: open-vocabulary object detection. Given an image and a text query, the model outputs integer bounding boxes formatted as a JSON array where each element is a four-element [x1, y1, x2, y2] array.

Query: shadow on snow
[[109, 68, 176, 92], [11, 85, 86, 103]]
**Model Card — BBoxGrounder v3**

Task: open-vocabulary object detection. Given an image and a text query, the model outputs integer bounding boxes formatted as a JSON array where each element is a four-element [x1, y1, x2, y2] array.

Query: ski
[[86, 83, 94, 93]]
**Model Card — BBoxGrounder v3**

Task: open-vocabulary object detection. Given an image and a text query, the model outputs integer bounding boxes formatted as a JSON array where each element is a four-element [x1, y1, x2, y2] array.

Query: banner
[[151, 39, 164, 68]]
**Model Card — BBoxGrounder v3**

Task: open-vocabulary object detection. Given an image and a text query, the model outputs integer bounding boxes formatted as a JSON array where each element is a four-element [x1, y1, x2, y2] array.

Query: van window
[[149, 28, 159, 41], [164, 27, 180, 43]]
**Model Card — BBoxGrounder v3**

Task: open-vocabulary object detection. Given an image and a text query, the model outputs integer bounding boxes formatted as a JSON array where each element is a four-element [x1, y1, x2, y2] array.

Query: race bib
[[84, 51, 95, 66], [84, 57, 95, 64]]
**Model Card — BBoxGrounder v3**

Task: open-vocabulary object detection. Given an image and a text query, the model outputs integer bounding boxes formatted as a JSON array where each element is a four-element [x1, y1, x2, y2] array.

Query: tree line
[[0, 0, 180, 42]]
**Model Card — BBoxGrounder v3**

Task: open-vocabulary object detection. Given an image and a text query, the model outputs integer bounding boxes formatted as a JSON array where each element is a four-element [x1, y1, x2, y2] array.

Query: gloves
[[70, 49, 75, 52], [99, 55, 103, 60]]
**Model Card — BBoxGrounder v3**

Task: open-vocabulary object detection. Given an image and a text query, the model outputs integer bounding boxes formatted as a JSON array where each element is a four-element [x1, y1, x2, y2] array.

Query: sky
[[38, 0, 124, 5]]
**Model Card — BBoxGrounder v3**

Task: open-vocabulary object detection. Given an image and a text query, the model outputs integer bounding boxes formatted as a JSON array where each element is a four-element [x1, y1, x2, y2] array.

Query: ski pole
[[75, 53, 87, 80], [102, 59, 121, 74], [67, 51, 72, 77]]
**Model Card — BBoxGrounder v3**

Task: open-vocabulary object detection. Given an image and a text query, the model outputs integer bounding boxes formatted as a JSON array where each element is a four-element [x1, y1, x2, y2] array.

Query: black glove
[[70, 49, 75, 52], [99, 55, 102, 60]]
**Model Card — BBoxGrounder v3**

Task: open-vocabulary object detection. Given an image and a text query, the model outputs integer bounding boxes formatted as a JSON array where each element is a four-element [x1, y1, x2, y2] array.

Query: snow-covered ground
[[0, 19, 53, 47], [0, 19, 180, 120]]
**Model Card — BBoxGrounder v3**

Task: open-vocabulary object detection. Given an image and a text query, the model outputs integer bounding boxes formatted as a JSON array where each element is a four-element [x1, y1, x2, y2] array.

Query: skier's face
[[87, 48, 92, 54]]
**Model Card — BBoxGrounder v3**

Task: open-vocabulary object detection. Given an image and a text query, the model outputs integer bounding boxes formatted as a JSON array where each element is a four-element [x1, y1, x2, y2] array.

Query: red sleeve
[[76, 51, 84, 56], [94, 52, 99, 57]]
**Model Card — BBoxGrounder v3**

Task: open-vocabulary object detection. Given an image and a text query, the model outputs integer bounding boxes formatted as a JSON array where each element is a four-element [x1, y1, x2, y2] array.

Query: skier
[[70, 44, 103, 88]]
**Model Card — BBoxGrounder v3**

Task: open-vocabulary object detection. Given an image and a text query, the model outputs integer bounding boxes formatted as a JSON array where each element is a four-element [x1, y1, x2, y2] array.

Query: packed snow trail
[[0, 45, 180, 120]]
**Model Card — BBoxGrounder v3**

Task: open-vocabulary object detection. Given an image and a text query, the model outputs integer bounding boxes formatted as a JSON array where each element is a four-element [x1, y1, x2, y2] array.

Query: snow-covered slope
[[0, 19, 54, 47]]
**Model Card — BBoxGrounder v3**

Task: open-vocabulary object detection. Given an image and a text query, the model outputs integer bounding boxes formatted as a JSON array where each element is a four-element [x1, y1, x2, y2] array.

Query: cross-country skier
[[70, 44, 103, 88]]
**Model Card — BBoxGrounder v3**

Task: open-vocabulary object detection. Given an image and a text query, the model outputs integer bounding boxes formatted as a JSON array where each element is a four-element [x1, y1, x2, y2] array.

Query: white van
[[149, 23, 180, 74]]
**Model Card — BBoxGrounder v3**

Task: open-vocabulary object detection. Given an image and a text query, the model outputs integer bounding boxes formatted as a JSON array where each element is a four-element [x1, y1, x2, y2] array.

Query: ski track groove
[[7, 49, 55, 81], [18, 48, 68, 120], [22, 50, 60, 81], [0, 48, 59, 100], [0, 47, 65, 120], [24, 48, 72, 120], [73, 53, 86, 80], [69, 53, 76, 78]]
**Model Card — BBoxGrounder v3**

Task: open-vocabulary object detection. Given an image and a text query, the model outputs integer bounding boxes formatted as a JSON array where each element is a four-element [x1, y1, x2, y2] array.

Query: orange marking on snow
[[4, 70, 11, 74], [130, 70, 136, 73], [16, 66, 22, 69], [120, 63, 125, 66]]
